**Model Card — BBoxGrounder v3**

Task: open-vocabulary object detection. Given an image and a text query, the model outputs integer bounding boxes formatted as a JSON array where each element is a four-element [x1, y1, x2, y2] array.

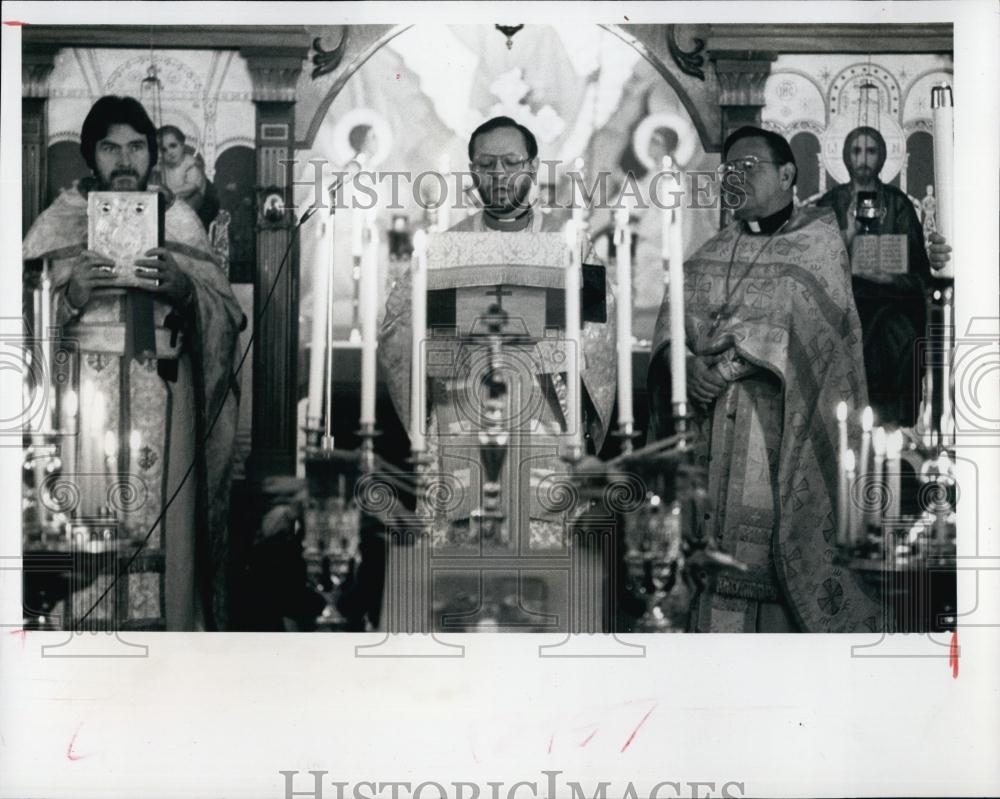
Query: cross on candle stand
[[484, 285, 513, 310]]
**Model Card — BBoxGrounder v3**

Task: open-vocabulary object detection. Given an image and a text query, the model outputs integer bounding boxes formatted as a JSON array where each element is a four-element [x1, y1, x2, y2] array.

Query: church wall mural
[[762, 53, 952, 232], [41, 46, 258, 278], [293, 22, 716, 384]]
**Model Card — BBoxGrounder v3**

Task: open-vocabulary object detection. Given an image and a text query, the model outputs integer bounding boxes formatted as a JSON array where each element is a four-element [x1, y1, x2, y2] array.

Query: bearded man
[[816, 125, 949, 427], [23, 96, 242, 631]]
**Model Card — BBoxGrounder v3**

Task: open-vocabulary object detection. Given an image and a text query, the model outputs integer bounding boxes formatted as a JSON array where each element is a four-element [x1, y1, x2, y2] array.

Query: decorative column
[[710, 51, 777, 226], [244, 47, 308, 478], [22, 46, 57, 236], [710, 51, 778, 141]]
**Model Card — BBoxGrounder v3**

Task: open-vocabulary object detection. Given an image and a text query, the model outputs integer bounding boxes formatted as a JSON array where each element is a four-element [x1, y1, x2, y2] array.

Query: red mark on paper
[[624, 16, 630, 21], [4, 20, 29, 26], [547, 733, 554, 754], [949, 629, 960, 679], [620, 703, 656, 752], [395, 73, 401, 80], [66, 724, 88, 761], [579, 728, 597, 748], [7, 628, 26, 649]]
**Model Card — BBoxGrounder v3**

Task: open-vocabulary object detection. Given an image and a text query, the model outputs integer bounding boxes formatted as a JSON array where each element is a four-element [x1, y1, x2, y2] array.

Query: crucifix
[[484, 284, 513, 310]]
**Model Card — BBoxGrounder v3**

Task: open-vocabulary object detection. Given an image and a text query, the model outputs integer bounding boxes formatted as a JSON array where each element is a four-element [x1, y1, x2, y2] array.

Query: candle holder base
[[356, 425, 380, 473], [612, 425, 641, 455], [671, 403, 691, 446]]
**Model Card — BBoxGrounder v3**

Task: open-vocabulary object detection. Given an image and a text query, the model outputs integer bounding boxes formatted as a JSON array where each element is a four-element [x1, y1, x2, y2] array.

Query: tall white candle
[[359, 207, 379, 427], [307, 216, 334, 430], [885, 429, 903, 528], [872, 427, 886, 530], [666, 158, 686, 407], [564, 221, 582, 453], [614, 204, 633, 434], [410, 230, 428, 454], [349, 180, 365, 343], [859, 407, 873, 529], [941, 287, 954, 446], [660, 156, 673, 268], [438, 155, 451, 231], [931, 84, 954, 279], [40, 259, 53, 431], [844, 449, 858, 544], [572, 157, 586, 227], [836, 401, 848, 456]]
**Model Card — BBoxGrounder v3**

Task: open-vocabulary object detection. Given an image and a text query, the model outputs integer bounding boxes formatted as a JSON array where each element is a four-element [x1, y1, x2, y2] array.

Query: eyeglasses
[[717, 156, 779, 175], [472, 153, 532, 173]]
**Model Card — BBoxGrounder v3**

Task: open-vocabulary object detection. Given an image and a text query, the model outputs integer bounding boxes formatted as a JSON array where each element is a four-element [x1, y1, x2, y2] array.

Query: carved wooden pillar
[[711, 51, 778, 142], [244, 48, 307, 478], [22, 47, 57, 236]]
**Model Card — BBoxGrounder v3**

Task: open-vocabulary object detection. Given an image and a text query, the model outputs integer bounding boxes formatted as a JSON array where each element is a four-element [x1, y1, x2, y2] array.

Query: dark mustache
[[110, 168, 140, 180]]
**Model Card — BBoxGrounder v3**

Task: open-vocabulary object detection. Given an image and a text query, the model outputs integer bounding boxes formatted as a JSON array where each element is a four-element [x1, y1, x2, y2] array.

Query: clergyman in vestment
[[23, 96, 242, 631], [649, 126, 889, 633]]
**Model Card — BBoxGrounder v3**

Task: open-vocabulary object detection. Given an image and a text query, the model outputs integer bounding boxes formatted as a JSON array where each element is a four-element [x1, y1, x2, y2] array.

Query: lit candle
[[941, 287, 953, 447], [614, 203, 634, 437], [665, 157, 686, 407], [660, 156, 672, 275], [836, 401, 848, 459], [40, 259, 53, 431], [410, 229, 428, 454], [359, 206, 379, 428], [572, 157, 585, 227], [931, 84, 954, 279], [564, 220, 582, 455], [103, 430, 118, 493], [859, 407, 873, 528], [307, 215, 334, 432], [872, 426, 886, 530], [350, 184, 365, 342], [843, 449, 857, 545], [63, 388, 79, 435], [885, 429, 903, 528]]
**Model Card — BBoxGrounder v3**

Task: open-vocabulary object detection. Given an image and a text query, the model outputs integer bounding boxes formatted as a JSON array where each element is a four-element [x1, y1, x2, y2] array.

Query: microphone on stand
[[299, 153, 367, 226]]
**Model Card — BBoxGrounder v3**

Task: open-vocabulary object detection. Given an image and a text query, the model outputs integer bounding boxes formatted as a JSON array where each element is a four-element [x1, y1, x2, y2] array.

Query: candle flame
[[564, 220, 578, 249], [129, 429, 142, 451], [885, 429, 904, 459], [90, 385, 105, 430], [862, 406, 873, 432], [661, 155, 673, 171], [844, 449, 856, 473], [103, 430, 118, 459], [873, 426, 887, 456], [412, 228, 427, 257], [836, 401, 848, 422]]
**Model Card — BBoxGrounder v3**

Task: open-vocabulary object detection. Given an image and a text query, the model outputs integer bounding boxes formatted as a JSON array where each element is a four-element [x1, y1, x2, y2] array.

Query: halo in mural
[[632, 112, 697, 171], [821, 112, 906, 186], [331, 108, 393, 170]]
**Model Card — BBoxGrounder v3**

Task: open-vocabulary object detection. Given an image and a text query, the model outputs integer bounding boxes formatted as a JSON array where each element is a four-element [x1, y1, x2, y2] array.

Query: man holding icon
[[23, 95, 242, 631], [816, 125, 952, 426]]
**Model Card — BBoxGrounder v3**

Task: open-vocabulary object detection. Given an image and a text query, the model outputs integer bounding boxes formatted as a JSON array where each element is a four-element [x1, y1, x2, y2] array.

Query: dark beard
[[98, 168, 148, 190]]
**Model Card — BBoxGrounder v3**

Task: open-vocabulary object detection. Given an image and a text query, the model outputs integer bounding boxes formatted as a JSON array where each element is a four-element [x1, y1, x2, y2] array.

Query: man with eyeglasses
[[816, 125, 951, 427], [648, 126, 887, 633], [450, 115, 547, 232], [378, 116, 617, 631]]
